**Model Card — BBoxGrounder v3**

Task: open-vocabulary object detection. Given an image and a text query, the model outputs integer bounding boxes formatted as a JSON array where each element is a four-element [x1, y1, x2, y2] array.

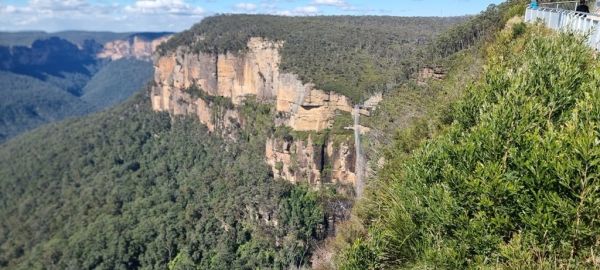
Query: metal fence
[[539, 1, 579, 10], [525, 7, 600, 50]]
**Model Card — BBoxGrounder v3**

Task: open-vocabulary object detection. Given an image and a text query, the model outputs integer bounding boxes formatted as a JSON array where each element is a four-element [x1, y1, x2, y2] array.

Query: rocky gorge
[[151, 37, 377, 189]]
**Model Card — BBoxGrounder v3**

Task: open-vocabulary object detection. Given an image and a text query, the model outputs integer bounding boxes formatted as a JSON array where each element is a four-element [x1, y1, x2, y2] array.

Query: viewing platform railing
[[525, 6, 600, 50], [539, 1, 578, 10]]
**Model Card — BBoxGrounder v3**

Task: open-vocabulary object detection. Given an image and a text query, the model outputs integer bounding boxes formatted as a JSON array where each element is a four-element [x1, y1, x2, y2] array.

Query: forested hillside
[[0, 13, 474, 269], [0, 71, 92, 142], [0, 92, 326, 269], [0, 31, 171, 47], [0, 32, 168, 143], [336, 5, 600, 270], [3, 1, 597, 269], [160, 15, 466, 102], [81, 59, 154, 109]]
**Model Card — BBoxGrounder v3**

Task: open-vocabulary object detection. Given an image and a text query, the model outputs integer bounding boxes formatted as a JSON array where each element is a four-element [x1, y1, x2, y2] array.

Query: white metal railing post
[[594, 21, 600, 50], [524, 5, 600, 51]]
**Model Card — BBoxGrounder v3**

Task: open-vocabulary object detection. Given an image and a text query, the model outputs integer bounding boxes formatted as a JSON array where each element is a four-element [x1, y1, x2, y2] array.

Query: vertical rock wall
[[151, 37, 354, 131], [265, 136, 357, 187], [151, 37, 364, 186], [98, 35, 172, 60]]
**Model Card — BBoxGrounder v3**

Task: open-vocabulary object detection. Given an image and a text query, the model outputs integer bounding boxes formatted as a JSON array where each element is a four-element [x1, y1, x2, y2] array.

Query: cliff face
[[151, 37, 354, 131], [265, 136, 357, 187], [98, 35, 171, 61], [151, 37, 364, 186]]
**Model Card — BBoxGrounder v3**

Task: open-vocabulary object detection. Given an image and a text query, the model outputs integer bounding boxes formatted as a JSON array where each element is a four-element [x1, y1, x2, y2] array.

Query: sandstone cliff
[[151, 37, 375, 186], [151, 37, 354, 131], [265, 135, 357, 188], [98, 35, 171, 61]]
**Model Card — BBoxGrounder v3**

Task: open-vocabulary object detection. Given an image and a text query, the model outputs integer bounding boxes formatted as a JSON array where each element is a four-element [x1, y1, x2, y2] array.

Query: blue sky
[[0, 0, 505, 32]]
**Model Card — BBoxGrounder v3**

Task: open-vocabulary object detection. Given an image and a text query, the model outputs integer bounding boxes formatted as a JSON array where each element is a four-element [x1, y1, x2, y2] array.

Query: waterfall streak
[[292, 89, 307, 114], [353, 105, 364, 197]]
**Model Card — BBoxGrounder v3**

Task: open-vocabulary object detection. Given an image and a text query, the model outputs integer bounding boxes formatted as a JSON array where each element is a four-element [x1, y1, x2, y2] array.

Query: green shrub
[[342, 25, 600, 269], [511, 22, 527, 38]]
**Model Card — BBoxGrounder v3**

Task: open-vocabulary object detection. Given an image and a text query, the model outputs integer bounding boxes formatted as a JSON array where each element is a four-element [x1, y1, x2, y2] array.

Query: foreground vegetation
[[0, 92, 325, 269], [338, 21, 600, 270]]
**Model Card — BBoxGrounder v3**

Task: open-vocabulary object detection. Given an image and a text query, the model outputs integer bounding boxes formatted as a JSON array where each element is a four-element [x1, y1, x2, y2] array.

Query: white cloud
[[278, 5, 320, 16], [29, 0, 87, 11], [312, 0, 348, 7], [0, 0, 207, 32], [296, 6, 319, 14], [234, 2, 258, 12], [125, 0, 204, 16], [1, 5, 17, 14]]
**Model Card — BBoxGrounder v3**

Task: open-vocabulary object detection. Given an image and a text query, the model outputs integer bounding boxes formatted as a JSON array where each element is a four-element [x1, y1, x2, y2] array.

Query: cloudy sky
[[0, 0, 504, 32]]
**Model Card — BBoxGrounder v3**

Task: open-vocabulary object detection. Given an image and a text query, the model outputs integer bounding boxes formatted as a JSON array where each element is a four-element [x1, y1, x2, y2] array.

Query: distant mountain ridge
[[0, 31, 172, 47], [0, 37, 96, 81], [0, 31, 171, 143]]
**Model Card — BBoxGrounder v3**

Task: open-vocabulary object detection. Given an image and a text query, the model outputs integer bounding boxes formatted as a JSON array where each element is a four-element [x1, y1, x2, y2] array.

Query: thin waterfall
[[292, 89, 307, 115], [353, 105, 364, 197]]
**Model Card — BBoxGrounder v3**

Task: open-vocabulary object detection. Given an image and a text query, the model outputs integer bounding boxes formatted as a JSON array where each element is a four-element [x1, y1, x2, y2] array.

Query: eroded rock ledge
[[151, 37, 354, 131], [151, 37, 370, 186]]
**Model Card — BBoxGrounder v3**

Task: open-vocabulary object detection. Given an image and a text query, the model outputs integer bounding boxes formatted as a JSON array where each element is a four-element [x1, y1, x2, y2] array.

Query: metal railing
[[539, 1, 579, 10], [525, 6, 600, 50]]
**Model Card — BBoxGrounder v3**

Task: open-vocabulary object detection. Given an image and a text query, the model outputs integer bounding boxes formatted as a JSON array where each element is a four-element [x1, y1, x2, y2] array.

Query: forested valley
[[1, 0, 599, 269], [0, 92, 327, 269], [0, 32, 167, 143]]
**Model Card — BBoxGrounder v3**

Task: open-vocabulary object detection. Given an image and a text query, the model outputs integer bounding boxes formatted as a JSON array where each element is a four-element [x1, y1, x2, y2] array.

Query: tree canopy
[[0, 92, 325, 269]]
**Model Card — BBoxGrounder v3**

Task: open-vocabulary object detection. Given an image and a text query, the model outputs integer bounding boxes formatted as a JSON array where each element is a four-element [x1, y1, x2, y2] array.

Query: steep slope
[[0, 32, 171, 143], [153, 15, 465, 188], [81, 59, 154, 109], [160, 15, 466, 103], [0, 14, 469, 269], [0, 71, 91, 142], [0, 37, 96, 83], [97, 34, 171, 60], [0, 91, 325, 269], [337, 20, 600, 270]]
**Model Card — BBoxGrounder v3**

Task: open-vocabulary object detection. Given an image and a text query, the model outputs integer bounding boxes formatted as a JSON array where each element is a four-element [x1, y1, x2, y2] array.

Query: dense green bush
[[0, 91, 325, 269], [339, 25, 600, 269]]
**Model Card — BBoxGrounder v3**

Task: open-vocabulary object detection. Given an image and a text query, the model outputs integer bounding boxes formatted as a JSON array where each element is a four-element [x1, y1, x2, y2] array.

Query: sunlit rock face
[[151, 37, 367, 186], [151, 37, 354, 131], [265, 136, 357, 187], [98, 35, 171, 61]]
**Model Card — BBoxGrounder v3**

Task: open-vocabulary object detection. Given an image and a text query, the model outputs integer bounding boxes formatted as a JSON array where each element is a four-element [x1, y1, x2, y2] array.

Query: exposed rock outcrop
[[265, 136, 357, 187], [98, 35, 171, 61], [151, 37, 354, 132], [417, 66, 446, 85], [151, 37, 370, 186]]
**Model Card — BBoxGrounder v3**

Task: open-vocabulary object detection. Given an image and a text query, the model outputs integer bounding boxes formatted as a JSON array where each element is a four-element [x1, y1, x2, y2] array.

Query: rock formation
[[417, 66, 446, 86], [98, 35, 171, 61], [151, 37, 376, 187], [265, 136, 358, 187]]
